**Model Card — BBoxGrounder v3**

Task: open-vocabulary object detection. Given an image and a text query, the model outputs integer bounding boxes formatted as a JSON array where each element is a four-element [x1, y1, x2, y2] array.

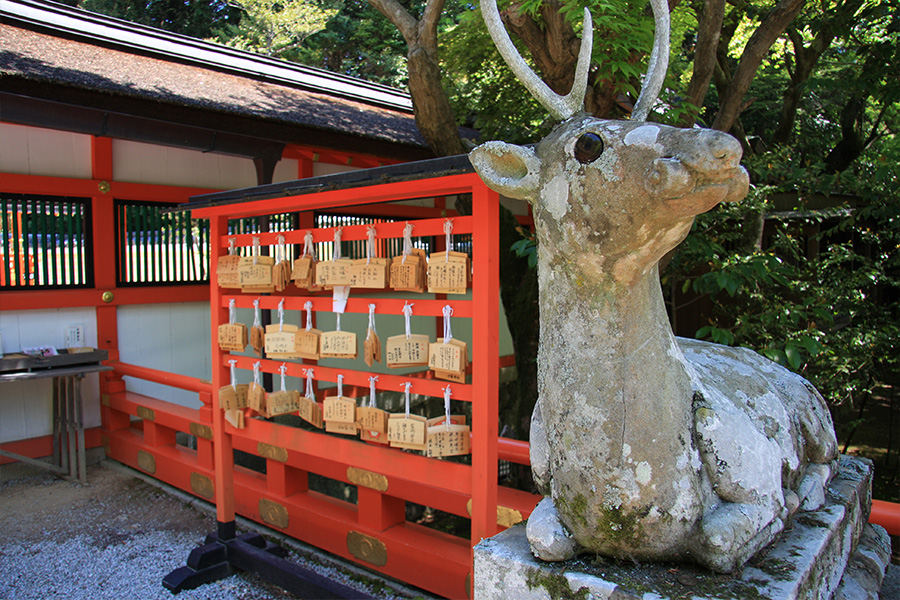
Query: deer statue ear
[[469, 141, 541, 201]]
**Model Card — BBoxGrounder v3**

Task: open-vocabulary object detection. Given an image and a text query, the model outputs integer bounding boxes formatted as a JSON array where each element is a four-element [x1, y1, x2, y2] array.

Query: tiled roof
[[0, 0, 428, 151]]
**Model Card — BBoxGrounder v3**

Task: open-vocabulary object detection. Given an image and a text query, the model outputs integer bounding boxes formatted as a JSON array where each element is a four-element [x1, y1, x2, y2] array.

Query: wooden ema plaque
[[427, 251, 470, 294], [224, 409, 245, 429], [219, 383, 249, 410], [363, 330, 381, 367], [349, 258, 389, 289], [390, 249, 426, 293], [218, 323, 248, 352], [299, 396, 323, 429], [324, 396, 358, 435], [315, 259, 354, 287], [291, 256, 319, 290], [274, 259, 291, 292], [388, 414, 427, 450], [217, 255, 241, 289], [248, 382, 266, 414], [250, 325, 265, 356], [425, 415, 470, 458], [428, 338, 468, 381], [320, 331, 358, 359], [385, 334, 430, 368], [265, 324, 301, 359], [296, 328, 322, 360], [238, 256, 275, 293], [267, 390, 301, 417], [357, 407, 388, 444]]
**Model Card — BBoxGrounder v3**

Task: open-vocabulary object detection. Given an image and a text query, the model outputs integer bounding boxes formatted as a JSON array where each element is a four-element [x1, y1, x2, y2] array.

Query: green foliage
[[296, 0, 409, 86], [441, 6, 549, 144], [212, 0, 339, 59], [77, 0, 241, 38], [666, 146, 899, 411], [510, 227, 538, 268]]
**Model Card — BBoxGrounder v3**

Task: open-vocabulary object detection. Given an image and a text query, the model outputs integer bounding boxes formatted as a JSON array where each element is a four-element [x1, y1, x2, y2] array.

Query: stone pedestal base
[[474, 456, 891, 600]]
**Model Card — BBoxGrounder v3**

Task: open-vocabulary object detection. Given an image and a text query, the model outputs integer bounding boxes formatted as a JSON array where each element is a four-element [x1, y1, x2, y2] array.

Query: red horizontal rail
[[870, 499, 900, 536], [0, 285, 208, 310], [225, 355, 472, 402], [110, 361, 211, 395], [498, 437, 529, 465], [224, 215, 473, 247], [224, 295, 473, 318]]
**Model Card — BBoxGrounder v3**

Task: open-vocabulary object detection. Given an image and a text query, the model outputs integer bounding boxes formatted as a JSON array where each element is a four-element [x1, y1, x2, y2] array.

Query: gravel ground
[[0, 456, 432, 600], [1, 455, 896, 600]]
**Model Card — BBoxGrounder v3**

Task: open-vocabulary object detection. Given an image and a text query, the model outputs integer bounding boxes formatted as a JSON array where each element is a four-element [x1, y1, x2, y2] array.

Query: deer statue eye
[[574, 133, 604, 164]]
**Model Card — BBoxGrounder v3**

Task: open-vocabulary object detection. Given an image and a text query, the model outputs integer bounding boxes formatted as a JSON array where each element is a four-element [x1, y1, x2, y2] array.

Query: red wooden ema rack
[[164, 154, 512, 599]]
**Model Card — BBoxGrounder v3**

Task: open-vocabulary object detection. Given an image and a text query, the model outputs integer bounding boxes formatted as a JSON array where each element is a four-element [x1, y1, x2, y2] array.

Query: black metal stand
[[163, 521, 373, 599]]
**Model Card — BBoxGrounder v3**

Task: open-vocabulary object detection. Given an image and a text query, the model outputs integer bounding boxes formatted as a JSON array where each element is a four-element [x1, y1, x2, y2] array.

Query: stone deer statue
[[469, 0, 838, 573]]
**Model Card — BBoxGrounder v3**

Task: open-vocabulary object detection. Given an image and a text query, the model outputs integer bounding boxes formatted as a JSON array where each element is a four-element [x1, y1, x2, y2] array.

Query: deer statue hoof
[[527, 497, 581, 562]]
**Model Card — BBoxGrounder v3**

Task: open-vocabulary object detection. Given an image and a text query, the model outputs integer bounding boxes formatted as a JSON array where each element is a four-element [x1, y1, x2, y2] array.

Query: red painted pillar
[[471, 184, 500, 550], [209, 215, 237, 535]]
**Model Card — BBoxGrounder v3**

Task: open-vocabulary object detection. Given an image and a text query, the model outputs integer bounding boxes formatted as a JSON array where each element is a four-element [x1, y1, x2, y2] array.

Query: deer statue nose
[[680, 130, 743, 177]]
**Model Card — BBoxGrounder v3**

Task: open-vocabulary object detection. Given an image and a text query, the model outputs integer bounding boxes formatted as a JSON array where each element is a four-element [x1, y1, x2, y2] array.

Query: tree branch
[[418, 0, 446, 49], [367, 0, 418, 45], [681, 0, 725, 126], [712, 0, 806, 132]]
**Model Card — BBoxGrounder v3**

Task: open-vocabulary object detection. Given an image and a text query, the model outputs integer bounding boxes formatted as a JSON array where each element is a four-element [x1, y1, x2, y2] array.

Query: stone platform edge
[[474, 455, 892, 600]]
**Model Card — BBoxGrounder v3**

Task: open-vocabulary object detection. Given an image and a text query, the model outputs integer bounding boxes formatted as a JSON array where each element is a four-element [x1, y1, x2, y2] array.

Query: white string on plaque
[[249, 298, 264, 355], [219, 358, 247, 411], [299, 368, 323, 428], [426, 384, 471, 457], [265, 298, 300, 359], [363, 303, 381, 366], [325, 373, 357, 435], [358, 375, 388, 443], [295, 300, 321, 359], [388, 381, 426, 450], [391, 221, 426, 292], [218, 298, 247, 352], [429, 304, 468, 382], [248, 360, 266, 413], [349, 225, 389, 289], [217, 237, 241, 289], [321, 309, 357, 359], [267, 363, 300, 417], [386, 302, 429, 367], [427, 218, 469, 294]]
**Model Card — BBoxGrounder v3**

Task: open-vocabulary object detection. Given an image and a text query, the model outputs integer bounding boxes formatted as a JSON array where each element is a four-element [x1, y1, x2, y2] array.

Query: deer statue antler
[[480, 0, 670, 121], [480, 0, 592, 121], [632, 0, 670, 120]]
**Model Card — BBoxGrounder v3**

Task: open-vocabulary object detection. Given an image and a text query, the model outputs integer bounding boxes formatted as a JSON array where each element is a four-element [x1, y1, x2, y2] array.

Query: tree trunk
[[407, 47, 467, 156], [711, 0, 806, 133], [825, 96, 866, 173], [679, 0, 725, 127]]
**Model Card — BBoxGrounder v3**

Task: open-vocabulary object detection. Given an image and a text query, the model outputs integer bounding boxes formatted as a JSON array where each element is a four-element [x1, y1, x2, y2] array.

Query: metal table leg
[[74, 374, 87, 484]]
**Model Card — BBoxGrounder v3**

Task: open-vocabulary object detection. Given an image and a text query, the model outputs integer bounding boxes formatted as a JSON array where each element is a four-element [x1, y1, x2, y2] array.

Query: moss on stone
[[524, 567, 590, 600]]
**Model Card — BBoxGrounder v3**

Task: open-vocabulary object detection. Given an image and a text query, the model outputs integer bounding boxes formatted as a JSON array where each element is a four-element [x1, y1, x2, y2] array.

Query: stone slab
[[474, 456, 891, 600]]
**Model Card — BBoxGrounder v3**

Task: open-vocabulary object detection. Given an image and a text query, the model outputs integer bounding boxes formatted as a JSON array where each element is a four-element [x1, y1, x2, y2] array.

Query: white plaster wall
[[0, 308, 100, 443], [116, 302, 211, 409], [272, 158, 299, 183], [0, 123, 93, 179], [112, 140, 257, 190]]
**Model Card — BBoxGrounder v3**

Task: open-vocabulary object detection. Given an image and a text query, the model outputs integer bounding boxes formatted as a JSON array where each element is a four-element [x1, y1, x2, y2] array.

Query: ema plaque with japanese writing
[[218, 323, 248, 352], [387, 413, 427, 450], [427, 251, 470, 294], [217, 255, 241, 289], [320, 331, 358, 359], [385, 334, 430, 368]]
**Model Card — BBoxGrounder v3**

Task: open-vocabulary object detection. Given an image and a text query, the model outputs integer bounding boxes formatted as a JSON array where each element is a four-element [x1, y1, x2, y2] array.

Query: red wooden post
[[209, 214, 237, 536], [471, 185, 501, 549]]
